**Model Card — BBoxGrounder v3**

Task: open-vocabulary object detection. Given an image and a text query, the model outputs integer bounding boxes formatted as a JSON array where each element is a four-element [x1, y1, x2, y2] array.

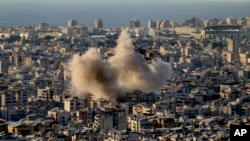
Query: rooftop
[[203, 25, 242, 31]]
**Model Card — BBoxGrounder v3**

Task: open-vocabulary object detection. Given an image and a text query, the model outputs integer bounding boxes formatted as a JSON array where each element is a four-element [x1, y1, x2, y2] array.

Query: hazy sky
[[1, 0, 250, 4], [0, 0, 230, 1]]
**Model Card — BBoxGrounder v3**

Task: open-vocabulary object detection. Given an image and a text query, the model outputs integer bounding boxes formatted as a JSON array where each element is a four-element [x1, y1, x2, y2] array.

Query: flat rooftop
[[203, 25, 242, 31]]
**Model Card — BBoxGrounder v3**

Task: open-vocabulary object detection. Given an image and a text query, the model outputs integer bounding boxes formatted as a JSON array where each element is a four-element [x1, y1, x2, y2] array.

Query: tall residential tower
[[130, 19, 140, 28], [94, 19, 103, 29]]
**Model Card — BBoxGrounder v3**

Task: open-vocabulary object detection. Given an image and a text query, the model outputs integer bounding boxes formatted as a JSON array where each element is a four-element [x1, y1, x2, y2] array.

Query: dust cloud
[[68, 29, 171, 100]]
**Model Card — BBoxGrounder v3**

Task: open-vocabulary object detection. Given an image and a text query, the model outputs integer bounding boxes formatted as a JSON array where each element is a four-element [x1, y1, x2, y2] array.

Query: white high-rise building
[[226, 17, 237, 25], [227, 39, 238, 52], [148, 20, 156, 29], [67, 19, 78, 27], [246, 16, 250, 27], [94, 18, 103, 29]]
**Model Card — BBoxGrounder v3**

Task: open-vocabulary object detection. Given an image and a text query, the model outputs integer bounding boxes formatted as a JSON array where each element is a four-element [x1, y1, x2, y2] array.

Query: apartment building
[[0, 88, 28, 107], [64, 96, 85, 112]]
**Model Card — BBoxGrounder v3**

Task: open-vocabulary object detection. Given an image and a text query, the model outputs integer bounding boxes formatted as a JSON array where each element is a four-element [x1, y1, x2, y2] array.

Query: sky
[[1, 0, 250, 5], [1, 0, 249, 2]]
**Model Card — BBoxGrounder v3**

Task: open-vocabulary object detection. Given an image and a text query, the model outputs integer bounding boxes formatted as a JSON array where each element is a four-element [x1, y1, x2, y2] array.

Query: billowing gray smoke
[[68, 30, 171, 100]]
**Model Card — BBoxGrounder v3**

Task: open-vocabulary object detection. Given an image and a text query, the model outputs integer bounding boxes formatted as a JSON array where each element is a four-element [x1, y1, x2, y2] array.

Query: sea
[[0, 1, 249, 28]]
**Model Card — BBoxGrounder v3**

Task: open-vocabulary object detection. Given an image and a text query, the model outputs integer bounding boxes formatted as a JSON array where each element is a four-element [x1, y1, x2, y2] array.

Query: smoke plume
[[68, 29, 171, 100]]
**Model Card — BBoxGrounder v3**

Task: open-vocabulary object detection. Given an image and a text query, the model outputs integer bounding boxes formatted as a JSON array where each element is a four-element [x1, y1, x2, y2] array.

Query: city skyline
[[0, 0, 249, 27]]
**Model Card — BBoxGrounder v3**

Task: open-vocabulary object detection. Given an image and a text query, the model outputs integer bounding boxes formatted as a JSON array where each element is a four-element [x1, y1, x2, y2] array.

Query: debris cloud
[[68, 29, 171, 100]]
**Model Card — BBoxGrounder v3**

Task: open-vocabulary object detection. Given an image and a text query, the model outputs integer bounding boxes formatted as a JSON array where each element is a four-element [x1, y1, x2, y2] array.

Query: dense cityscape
[[0, 16, 250, 141]]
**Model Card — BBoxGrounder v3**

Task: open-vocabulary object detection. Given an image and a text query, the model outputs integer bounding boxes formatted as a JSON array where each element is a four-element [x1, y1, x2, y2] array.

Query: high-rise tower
[[148, 20, 156, 29], [94, 18, 103, 29], [130, 19, 140, 28], [67, 19, 78, 27]]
